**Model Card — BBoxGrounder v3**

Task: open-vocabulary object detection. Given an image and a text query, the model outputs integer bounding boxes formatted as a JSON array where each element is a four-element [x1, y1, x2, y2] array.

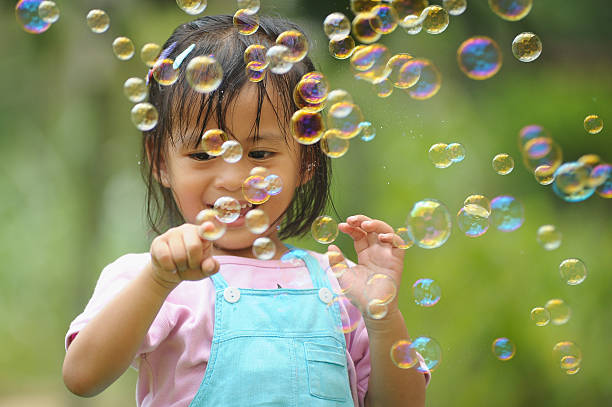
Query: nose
[[213, 158, 250, 193]]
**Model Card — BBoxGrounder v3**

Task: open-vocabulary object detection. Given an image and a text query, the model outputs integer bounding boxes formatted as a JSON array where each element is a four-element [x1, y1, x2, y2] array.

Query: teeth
[[240, 202, 253, 209]]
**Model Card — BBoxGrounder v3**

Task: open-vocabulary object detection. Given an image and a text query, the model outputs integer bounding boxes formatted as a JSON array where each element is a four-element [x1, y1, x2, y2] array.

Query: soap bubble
[[374, 79, 394, 98], [186, 56, 223, 93], [252, 237, 276, 260], [233, 9, 259, 35], [422, 5, 449, 35], [464, 195, 491, 215], [401, 15, 423, 35], [324, 12, 351, 41], [242, 176, 270, 205], [221, 140, 243, 163], [447, 143, 466, 162], [131, 103, 158, 131], [327, 89, 354, 106], [393, 227, 415, 249], [411, 336, 442, 372], [237, 0, 260, 14], [359, 121, 376, 142], [250, 167, 268, 177], [38, 1, 59, 24], [327, 103, 364, 139], [113, 37, 135, 61], [492, 337, 515, 361], [329, 36, 356, 60], [518, 124, 549, 149], [152, 59, 179, 86], [214, 197, 241, 224], [266, 45, 293, 74], [413, 278, 441, 307], [490, 195, 524, 232], [398, 57, 423, 89], [534, 165, 556, 185], [530, 307, 550, 326], [291, 109, 324, 145], [386, 54, 416, 88], [141, 43, 161, 68], [196, 209, 227, 241], [16, 0, 51, 34], [456, 204, 490, 237], [492, 153, 515, 175], [246, 61, 266, 82], [312, 216, 339, 244], [366, 299, 388, 320], [245, 209, 269, 234], [264, 174, 283, 195], [123, 77, 147, 103], [512, 32, 542, 62], [293, 86, 326, 113], [553, 341, 582, 370], [321, 129, 350, 158], [535, 225, 561, 250], [390, 340, 418, 369], [365, 273, 397, 305], [370, 4, 400, 34], [350, 44, 391, 83], [392, 0, 429, 21], [406, 199, 452, 249], [559, 258, 587, 286], [488, 0, 532, 21], [201, 129, 229, 156], [350, 0, 382, 14], [244, 44, 268, 70], [522, 137, 563, 172], [406, 59, 441, 100], [428, 143, 451, 168], [86, 9, 109, 34], [583, 114, 603, 134], [330, 296, 360, 333], [457, 36, 502, 80], [443, 0, 467, 16], [352, 13, 382, 44], [591, 164, 612, 198], [276, 30, 309, 63], [297, 72, 329, 104], [176, 0, 207, 15], [545, 298, 570, 325], [552, 162, 596, 202]]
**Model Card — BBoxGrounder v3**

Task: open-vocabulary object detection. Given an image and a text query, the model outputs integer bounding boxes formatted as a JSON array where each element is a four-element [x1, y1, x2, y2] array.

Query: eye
[[189, 151, 214, 161], [248, 150, 274, 160]]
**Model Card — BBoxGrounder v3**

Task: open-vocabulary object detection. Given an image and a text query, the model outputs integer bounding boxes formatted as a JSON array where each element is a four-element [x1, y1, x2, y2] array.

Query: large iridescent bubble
[[457, 36, 502, 80], [490, 196, 524, 232], [406, 199, 452, 249], [16, 0, 51, 34]]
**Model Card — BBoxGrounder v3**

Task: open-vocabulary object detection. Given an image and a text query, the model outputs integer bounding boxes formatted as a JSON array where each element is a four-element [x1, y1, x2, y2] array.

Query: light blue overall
[[189, 250, 355, 406]]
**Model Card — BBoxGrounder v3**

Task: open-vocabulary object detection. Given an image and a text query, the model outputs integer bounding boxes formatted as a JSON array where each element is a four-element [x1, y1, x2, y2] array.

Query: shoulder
[[95, 252, 151, 288]]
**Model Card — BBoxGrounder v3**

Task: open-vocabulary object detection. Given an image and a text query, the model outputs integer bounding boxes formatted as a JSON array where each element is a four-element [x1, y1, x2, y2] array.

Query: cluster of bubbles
[[15, 0, 60, 34], [428, 142, 466, 168], [456, 194, 524, 238], [516, 123, 611, 201], [553, 341, 583, 375]]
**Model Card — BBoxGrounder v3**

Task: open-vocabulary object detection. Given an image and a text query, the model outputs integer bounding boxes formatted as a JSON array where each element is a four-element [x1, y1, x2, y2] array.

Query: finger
[[378, 233, 397, 245], [338, 222, 367, 241], [326, 244, 346, 267], [183, 226, 204, 270], [168, 230, 189, 271], [151, 237, 177, 272], [361, 219, 394, 235], [346, 214, 372, 228], [201, 257, 219, 277]]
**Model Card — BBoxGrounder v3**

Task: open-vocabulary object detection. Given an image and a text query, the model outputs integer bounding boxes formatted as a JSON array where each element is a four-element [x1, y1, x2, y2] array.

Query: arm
[[63, 223, 219, 397], [333, 215, 426, 407]]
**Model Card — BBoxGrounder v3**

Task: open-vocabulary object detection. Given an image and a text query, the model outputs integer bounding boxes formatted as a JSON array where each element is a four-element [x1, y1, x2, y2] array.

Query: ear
[[145, 137, 171, 188]]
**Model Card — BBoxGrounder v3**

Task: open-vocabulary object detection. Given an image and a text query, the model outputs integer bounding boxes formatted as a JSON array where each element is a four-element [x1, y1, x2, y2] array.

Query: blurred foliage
[[0, 0, 611, 406]]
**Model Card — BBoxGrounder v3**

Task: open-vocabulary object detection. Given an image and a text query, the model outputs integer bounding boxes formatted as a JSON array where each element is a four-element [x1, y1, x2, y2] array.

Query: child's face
[[158, 83, 302, 256]]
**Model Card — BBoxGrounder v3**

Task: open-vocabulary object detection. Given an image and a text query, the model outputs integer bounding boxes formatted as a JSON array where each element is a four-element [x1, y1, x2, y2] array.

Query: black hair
[[141, 14, 333, 240]]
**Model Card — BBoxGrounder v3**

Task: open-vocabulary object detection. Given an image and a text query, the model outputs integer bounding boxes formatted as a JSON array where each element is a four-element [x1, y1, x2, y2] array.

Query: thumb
[[200, 257, 219, 277]]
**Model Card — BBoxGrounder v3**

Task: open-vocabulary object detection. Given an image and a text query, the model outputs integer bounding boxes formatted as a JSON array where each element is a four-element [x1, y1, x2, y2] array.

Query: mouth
[[206, 200, 261, 226]]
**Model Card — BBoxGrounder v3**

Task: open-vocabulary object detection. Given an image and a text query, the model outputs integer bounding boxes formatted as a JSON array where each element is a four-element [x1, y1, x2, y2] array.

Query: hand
[[329, 215, 406, 319], [149, 222, 220, 289]]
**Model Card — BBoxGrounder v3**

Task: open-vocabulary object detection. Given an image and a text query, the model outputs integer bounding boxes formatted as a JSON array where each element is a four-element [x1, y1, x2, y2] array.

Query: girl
[[63, 14, 428, 407]]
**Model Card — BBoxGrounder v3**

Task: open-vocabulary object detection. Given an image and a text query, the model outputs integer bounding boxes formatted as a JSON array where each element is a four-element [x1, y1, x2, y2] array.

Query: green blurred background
[[1, 0, 611, 405]]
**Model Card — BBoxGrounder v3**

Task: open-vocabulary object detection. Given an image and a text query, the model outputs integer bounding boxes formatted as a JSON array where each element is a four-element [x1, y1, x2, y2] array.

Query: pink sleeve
[[65, 253, 175, 366]]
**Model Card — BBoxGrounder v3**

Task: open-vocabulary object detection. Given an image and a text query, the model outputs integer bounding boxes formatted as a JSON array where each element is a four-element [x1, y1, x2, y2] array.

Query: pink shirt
[[66, 251, 430, 406]]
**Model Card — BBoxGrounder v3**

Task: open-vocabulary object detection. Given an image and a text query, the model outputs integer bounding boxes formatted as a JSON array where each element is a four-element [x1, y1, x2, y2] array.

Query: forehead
[[171, 82, 293, 148]]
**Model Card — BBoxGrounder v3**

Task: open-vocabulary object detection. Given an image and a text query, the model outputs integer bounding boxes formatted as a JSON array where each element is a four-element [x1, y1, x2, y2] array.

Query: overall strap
[[284, 244, 329, 290], [209, 269, 228, 289]]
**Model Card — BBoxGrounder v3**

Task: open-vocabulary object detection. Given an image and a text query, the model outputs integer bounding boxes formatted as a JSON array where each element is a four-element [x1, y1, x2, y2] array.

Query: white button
[[223, 287, 240, 303], [318, 287, 333, 304]]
